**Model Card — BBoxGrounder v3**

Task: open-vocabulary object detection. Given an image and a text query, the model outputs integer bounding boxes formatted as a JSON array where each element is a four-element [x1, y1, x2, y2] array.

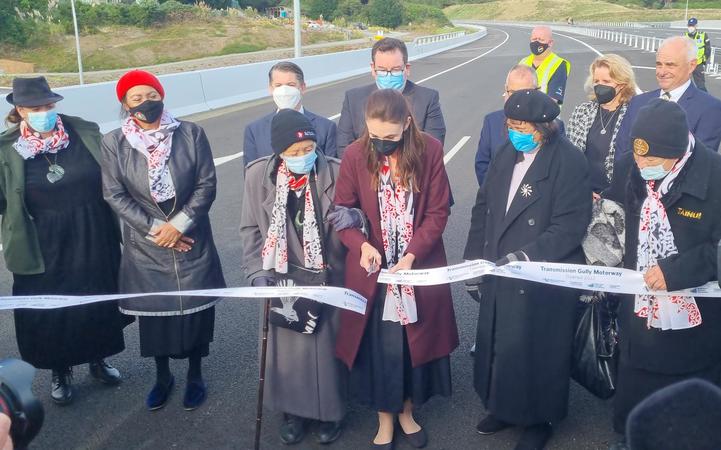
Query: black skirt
[[137, 306, 215, 359], [613, 358, 721, 433], [12, 132, 128, 369], [350, 290, 452, 413]]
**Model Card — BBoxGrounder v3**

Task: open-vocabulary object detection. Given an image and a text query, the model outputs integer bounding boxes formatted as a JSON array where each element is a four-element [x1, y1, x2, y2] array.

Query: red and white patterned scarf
[[121, 111, 180, 203], [261, 161, 323, 273], [378, 158, 417, 325], [13, 116, 70, 160], [635, 146, 701, 330]]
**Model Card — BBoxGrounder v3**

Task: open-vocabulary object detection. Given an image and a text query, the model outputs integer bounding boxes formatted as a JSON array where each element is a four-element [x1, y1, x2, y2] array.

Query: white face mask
[[688, 27, 696, 33], [272, 85, 302, 110]]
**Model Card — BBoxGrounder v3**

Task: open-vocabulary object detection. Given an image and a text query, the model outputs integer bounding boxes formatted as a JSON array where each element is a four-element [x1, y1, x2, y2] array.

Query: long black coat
[[464, 134, 592, 425], [605, 142, 721, 374]]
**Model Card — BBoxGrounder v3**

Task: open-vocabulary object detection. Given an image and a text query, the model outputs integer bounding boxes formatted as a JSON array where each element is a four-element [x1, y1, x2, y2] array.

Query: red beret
[[115, 70, 165, 102]]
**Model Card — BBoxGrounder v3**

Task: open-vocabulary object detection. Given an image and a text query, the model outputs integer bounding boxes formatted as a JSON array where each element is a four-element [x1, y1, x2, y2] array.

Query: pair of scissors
[[367, 256, 378, 277]]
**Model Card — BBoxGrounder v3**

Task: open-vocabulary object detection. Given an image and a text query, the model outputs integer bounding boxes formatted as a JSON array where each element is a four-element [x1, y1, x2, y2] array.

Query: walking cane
[[255, 297, 271, 450]]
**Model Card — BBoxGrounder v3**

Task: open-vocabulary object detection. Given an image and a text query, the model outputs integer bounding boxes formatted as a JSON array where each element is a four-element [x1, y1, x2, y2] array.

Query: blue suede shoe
[[183, 380, 207, 411], [146, 376, 175, 411]]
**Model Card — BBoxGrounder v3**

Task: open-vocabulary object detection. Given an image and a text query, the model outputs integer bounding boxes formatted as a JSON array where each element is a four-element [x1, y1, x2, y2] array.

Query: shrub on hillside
[[334, 0, 367, 22], [308, 0, 338, 20], [368, 0, 403, 28], [403, 2, 450, 26]]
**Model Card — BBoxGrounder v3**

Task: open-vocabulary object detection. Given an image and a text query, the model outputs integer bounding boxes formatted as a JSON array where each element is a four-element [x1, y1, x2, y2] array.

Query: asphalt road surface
[[0, 24, 718, 450]]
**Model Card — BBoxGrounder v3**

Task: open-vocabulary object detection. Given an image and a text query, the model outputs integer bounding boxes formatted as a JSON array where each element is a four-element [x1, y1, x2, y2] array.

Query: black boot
[[89, 359, 121, 385], [51, 367, 73, 405], [316, 420, 343, 445], [279, 414, 306, 445]]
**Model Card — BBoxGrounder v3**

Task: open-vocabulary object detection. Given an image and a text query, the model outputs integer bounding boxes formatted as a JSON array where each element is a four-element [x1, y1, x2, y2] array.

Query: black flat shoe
[[316, 420, 342, 445], [399, 425, 427, 448], [514, 422, 553, 450], [146, 376, 175, 411], [370, 439, 394, 450], [183, 380, 207, 411], [51, 368, 73, 406], [476, 414, 511, 435], [279, 414, 306, 445], [89, 360, 121, 385]]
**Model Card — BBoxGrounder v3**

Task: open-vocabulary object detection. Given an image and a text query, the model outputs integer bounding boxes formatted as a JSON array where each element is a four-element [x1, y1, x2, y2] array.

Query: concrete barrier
[[1, 27, 487, 133]]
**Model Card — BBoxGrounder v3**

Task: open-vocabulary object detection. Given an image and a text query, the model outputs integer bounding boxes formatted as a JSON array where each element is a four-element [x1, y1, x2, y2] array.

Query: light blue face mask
[[508, 129, 538, 153], [27, 109, 58, 133], [283, 150, 318, 175], [640, 164, 671, 181], [375, 73, 406, 91]]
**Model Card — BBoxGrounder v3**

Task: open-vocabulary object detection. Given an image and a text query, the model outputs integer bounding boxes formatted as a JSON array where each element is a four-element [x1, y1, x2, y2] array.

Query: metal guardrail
[[413, 31, 466, 46], [549, 24, 721, 77]]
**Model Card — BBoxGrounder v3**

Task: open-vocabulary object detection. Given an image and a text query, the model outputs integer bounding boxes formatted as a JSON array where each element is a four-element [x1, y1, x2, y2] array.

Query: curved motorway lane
[[0, 25, 717, 450]]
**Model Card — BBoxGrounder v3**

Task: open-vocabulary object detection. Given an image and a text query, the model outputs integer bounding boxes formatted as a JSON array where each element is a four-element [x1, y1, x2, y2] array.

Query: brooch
[[520, 184, 533, 198]]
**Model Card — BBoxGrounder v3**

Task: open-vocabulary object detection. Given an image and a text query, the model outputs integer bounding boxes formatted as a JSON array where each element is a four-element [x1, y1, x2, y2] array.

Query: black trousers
[[613, 358, 721, 433], [692, 64, 707, 92]]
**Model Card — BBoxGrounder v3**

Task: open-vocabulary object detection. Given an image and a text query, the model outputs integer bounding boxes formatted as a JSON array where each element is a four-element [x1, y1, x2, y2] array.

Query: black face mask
[[371, 136, 403, 156], [129, 100, 164, 123], [530, 41, 550, 56], [594, 84, 617, 105]]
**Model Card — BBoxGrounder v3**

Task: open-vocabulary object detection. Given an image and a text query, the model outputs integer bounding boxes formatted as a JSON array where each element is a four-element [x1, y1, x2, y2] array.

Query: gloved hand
[[465, 276, 483, 303], [495, 251, 528, 267], [326, 205, 366, 232], [251, 276, 276, 287]]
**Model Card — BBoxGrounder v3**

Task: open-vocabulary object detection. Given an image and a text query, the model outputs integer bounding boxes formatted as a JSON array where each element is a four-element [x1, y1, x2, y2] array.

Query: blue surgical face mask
[[508, 128, 538, 153], [640, 164, 671, 181], [375, 72, 406, 91], [26, 109, 58, 133], [283, 150, 318, 175]]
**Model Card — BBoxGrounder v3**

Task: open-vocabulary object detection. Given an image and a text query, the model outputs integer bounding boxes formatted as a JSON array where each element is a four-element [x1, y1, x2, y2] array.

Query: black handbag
[[571, 295, 619, 400], [268, 174, 329, 335]]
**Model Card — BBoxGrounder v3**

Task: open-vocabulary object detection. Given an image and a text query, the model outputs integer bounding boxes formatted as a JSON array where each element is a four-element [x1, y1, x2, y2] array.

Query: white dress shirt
[[660, 79, 692, 103], [506, 147, 540, 213]]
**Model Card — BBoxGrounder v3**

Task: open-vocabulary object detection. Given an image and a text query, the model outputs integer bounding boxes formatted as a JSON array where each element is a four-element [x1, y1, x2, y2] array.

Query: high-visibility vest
[[520, 53, 571, 95], [685, 31, 707, 64]]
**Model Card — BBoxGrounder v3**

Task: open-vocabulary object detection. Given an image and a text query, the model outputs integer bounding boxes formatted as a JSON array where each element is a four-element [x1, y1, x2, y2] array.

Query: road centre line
[[217, 30, 510, 167], [444, 136, 471, 164]]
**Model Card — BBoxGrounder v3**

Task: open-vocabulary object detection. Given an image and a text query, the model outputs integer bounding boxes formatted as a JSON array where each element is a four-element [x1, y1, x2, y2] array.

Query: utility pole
[[70, 0, 84, 85], [685, 0, 690, 23], [293, 0, 302, 58]]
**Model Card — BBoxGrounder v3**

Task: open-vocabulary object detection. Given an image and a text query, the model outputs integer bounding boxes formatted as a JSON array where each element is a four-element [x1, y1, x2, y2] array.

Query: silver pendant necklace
[[43, 153, 65, 183], [599, 105, 620, 135]]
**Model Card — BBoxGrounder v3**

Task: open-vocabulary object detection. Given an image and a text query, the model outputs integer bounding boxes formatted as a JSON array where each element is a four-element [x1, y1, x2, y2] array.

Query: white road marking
[[444, 136, 471, 164], [632, 66, 656, 70], [217, 30, 509, 167], [214, 152, 244, 166]]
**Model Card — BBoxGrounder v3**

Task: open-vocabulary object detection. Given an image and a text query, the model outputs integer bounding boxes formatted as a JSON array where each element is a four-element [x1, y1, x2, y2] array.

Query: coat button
[[528, 218, 535, 226], [487, 209, 491, 215], [484, 241, 489, 247], [519, 289, 525, 295]]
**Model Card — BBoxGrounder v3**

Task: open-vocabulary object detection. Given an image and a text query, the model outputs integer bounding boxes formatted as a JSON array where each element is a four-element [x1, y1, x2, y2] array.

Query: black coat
[[464, 134, 592, 425], [605, 142, 721, 374]]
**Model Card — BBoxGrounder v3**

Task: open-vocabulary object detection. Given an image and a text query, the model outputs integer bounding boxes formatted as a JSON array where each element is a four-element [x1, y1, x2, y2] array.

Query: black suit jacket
[[605, 143, 721, 374], [336, 81, 446, 157], [243, 109, 337, 168]]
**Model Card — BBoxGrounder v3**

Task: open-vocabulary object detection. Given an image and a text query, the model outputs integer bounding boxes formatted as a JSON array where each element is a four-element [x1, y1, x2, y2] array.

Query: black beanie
[[271, 109, 317, 155], [631, 99, 689, 159], [504, 89, 560, 123], [626, 378, 721, 450]]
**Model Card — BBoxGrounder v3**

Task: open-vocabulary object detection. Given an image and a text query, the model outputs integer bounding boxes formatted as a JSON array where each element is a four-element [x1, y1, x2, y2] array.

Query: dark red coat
[[333, 133, 459, 369]]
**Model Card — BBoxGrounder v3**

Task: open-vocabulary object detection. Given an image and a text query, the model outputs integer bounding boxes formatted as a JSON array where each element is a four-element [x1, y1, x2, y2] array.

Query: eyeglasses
[[375, 69, 405, 78]]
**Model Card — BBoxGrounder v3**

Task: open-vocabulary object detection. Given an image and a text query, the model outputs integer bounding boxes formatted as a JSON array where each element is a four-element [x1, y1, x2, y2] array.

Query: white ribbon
[[378, 259, 721, 298], [0, 286, 368, 314]]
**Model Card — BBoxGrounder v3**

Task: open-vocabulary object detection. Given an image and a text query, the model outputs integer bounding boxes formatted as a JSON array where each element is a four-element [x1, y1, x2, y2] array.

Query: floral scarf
[[261, 161, 323, 273], [635, 146, 701, 330], [378, 158, 417, 325], [13, 116, 70, 160], [121, 111, 180, 203]]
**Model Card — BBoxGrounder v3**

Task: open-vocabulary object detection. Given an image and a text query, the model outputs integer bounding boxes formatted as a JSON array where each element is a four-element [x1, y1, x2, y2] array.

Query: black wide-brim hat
[[6, 76, 64, 107]]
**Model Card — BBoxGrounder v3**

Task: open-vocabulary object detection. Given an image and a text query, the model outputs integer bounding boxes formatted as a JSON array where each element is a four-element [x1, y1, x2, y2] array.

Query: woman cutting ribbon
[[332, 89, 457, 449], [603, 99, 721, 450]]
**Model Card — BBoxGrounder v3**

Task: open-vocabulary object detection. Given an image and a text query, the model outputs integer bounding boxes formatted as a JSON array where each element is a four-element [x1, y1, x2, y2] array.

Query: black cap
[[627, 378, 721, 450], [6, 76, 64, 107], [504, 89, 560, 123], [688, 17, 698, 26], [271, 109, 317, 155], [631, 98, 689, 159]]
